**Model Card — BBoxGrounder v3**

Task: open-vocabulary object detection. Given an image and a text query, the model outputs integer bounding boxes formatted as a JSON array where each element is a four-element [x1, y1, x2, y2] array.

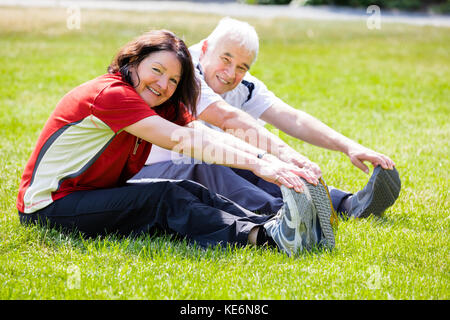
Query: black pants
[[19, 179, 273, 248], [131, 161, 351, 215]]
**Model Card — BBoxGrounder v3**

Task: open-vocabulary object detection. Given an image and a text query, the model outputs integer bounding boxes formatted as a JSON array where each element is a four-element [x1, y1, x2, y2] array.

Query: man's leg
[[328, 186, 353, 214], [130, 161, 284, 215], [19, 181, 273, 248], [231, 166, 400, 218]]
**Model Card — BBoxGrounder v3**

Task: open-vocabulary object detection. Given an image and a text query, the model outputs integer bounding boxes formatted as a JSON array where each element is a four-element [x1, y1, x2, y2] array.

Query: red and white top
[[17, 72, 194, 213]]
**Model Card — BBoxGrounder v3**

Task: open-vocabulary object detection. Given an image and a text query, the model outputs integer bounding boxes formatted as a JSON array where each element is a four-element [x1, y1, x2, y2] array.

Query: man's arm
[[260, 99, 395, 174], [187, 120, 265, 157], [198, 99, 322, 179], [187, 120, 319, 185], [198, 100, 283, 154]]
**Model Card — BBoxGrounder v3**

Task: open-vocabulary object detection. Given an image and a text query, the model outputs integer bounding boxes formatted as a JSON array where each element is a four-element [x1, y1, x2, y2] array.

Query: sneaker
[[263, 185, 316, 256], [303, 178, 336, 249], [349, 166, 401, 218]]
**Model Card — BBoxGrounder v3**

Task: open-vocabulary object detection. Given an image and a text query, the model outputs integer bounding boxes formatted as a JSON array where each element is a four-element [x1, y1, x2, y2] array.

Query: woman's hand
[[253, 157, 316, 193], [270, 151, 321, 185], [287, 154, 322, 181]]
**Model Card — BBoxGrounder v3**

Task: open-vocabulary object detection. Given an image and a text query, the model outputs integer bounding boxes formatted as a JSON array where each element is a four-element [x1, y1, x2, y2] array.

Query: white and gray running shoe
[[263, 185, 316, 256], [264, 179, 336, 255], [304, 178, 336, 249]]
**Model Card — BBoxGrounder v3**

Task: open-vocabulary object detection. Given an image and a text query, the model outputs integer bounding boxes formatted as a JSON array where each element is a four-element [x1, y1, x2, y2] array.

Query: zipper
[[133, 138, 142, 155]]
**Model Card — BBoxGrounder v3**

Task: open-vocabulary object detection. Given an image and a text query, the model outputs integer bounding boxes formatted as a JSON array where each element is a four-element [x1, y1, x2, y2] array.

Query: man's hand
[[347, 144, 396, 174]]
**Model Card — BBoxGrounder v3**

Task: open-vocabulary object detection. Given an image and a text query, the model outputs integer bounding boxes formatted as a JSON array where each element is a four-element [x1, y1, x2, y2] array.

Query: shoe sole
[[355, 167, 401, 218], [279, 185, 314, 254], [302, 178, 336, 249]]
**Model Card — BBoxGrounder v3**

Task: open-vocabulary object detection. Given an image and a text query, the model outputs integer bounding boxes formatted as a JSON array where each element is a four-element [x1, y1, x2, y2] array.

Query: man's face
[[199, 40, 254, 94]]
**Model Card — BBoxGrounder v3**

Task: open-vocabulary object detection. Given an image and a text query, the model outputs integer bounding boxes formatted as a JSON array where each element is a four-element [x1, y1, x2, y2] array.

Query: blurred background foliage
[[241, 0, 450, 13]]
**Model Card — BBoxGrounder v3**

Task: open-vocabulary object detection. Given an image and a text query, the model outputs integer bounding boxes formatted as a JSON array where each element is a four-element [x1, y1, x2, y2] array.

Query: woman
[[17, 30, 324, 255]]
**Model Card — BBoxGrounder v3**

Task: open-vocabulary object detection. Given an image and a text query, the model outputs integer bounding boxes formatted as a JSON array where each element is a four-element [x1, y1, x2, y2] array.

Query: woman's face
[[131, 50, 182, 107]]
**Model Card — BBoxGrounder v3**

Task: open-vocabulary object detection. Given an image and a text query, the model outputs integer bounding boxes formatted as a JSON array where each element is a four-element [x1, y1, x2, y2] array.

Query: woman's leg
[[19, 180, 273, 248], [230, 168, 354, 214], [129, 161, 284, 214], [231, 167, 283, 198], [132, 161, 353, 215]]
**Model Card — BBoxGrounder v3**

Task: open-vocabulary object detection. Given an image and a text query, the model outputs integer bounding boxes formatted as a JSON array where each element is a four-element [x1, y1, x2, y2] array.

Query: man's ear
[[200, 40, 208, 59]]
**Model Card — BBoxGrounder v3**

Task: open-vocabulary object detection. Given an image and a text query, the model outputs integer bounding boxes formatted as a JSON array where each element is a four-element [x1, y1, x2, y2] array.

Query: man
[[130, 17, 400, 219]]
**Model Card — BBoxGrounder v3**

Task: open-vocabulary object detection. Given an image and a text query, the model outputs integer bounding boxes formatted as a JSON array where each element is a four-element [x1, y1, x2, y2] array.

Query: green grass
[[1, 7, 449, 300]]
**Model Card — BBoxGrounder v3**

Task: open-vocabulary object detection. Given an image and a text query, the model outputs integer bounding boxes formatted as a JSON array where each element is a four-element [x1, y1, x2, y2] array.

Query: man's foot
[[348, 166, 401, 218]]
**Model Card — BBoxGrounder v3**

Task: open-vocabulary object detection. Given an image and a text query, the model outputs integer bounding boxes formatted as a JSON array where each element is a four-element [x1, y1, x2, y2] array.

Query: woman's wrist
[[244, 158, 264, 174]]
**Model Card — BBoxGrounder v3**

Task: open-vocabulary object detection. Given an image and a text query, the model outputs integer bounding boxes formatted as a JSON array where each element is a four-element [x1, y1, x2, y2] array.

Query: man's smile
[[216, 75, 231, 85]]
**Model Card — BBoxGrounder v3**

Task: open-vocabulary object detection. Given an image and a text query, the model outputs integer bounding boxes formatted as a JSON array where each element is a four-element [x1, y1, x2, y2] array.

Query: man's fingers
[[383, 155, 395, 170], [351, 157, 370, 174], [376, 156, 389, 170], [361, 151, 396, 170]]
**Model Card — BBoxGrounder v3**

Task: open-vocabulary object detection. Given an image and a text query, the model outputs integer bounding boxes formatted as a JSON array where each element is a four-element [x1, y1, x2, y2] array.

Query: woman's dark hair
[[108, 30, 199, 116]]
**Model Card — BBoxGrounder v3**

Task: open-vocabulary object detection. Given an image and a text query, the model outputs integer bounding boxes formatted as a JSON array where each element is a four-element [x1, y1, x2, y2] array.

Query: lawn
[[0, 6, 449, 300]]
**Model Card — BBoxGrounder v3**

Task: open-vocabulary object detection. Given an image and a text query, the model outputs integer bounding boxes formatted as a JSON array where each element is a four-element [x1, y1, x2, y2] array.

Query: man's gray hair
[[206, 17, 259, 63]]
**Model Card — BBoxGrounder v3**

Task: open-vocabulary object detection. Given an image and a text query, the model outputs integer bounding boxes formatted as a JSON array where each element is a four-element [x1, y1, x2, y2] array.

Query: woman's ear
[[126, 63, 140, 88]]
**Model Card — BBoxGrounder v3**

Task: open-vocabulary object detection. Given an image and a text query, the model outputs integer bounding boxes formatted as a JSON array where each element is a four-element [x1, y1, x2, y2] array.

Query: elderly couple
[[17, 18, 400, 256]]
